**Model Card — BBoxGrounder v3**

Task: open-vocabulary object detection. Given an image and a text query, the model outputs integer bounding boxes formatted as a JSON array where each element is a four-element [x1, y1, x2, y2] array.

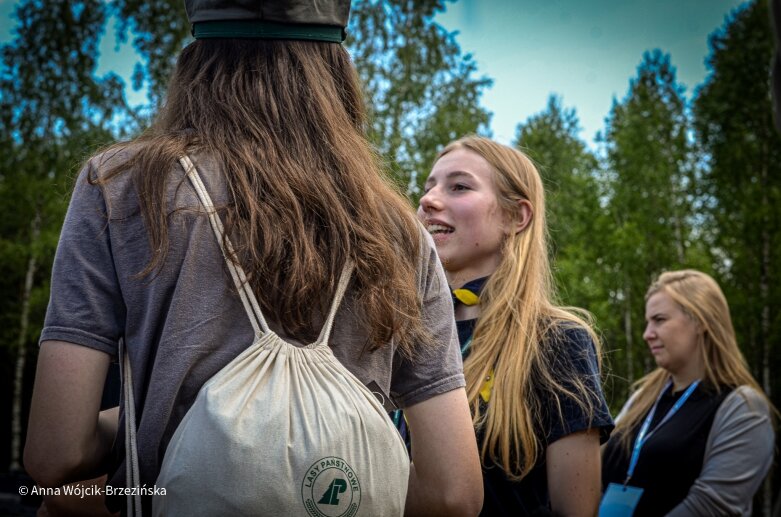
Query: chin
[[653, 359, 668, 371]]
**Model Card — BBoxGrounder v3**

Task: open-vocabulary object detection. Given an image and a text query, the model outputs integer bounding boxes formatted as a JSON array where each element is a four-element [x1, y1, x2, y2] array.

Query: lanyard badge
[[599, 379, 700, 516], [625, 379, 699, 484]]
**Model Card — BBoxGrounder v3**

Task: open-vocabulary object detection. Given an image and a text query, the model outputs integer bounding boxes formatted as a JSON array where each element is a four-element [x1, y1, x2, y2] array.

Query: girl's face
[[418, 148, 512, 284], [643, 291, 703, 380]]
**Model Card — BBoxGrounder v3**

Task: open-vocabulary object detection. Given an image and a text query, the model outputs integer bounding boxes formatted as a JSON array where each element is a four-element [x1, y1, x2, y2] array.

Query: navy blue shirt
[[393, 319, 614, 516], [464, 322, 614, 516]]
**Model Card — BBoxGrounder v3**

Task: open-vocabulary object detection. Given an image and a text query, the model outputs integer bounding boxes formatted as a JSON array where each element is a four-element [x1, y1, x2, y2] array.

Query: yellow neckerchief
[[454, 278, 495, 402], [480, 369, 495, 403], [453, 288, 480, 306], [461, 337, 495, 403]]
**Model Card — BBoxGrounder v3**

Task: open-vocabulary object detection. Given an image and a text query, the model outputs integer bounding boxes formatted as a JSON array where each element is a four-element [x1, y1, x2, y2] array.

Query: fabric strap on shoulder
[[179, 155, 270, 335], [314, 261, 355, 346], [180, 155, 353, 346], [120, 340, 142, 517]]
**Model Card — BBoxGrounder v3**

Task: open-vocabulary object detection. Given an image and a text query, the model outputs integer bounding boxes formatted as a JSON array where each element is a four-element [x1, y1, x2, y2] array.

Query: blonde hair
[[614, 269, 776, 452], [439, 136, 604, 480]]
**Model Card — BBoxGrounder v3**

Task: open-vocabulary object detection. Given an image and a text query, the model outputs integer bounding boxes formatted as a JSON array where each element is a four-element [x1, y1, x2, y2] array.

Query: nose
[[419, 187, 442, 214], [642, 323, 654, 342]]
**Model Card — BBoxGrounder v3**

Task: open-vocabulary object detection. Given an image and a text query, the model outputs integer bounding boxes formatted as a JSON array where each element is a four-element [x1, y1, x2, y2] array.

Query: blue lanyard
[[461, 336, 472, 355], [625, 379, 700, 485]]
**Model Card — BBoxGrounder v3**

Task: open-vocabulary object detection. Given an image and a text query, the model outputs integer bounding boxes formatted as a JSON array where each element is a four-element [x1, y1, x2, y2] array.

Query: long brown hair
[[614, 269, 777, 452], [442, 136, 604, 480], [92, 39, 428, 353]]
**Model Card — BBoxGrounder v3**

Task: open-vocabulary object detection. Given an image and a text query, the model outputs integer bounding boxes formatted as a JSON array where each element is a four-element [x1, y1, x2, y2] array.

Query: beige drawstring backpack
[[122, 155, 410, 517]]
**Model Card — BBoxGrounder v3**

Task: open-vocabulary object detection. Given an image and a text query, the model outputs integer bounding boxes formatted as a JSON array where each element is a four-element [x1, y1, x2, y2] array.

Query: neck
[[446, 273, 476, 290], [445, 266, 497, 289], [670, 364, 704, 393], [454, 303, 480, 322]]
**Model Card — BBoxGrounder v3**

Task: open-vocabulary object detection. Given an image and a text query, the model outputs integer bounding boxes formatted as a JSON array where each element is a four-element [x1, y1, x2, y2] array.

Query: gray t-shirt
[[41, 149, 463, 491]]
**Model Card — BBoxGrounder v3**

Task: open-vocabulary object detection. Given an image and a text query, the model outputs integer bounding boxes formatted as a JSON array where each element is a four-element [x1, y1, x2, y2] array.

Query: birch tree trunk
[[624, 283, 634, 394], [671, 173, 686, 264], [9, 210, 41, 472]]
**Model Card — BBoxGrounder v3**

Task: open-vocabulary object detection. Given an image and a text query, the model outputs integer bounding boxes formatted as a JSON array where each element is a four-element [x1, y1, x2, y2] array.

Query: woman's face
[[643, 291, 703, 379], [418, 148, 512, 284]]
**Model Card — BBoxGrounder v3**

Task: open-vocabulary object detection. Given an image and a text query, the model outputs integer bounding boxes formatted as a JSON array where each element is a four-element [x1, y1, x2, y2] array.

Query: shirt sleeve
[[666, 386, 775, 517], [543, 326, 615, 446], [389, 228, 464, 408], [39, 160, 125, 357]]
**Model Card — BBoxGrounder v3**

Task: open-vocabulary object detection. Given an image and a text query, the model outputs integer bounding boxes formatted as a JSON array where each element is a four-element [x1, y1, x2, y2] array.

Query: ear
[[512, 199, 533, 235]]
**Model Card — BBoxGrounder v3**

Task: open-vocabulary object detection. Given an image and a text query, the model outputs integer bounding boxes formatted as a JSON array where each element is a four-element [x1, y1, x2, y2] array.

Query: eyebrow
[[425, 170, 475, 187], [646, 312, 666, 321]]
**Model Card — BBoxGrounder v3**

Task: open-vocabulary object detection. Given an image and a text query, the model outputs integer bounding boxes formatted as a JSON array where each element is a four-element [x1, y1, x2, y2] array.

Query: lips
[[424, 219, 454, 235], [428, 224, 454, 235]]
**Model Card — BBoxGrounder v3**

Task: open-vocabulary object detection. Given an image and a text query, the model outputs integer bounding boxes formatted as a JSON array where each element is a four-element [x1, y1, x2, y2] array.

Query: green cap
[[185, 0, 350, 42]]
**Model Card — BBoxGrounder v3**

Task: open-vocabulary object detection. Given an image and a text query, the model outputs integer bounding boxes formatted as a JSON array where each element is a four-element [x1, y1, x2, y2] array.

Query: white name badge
[[599, 483, 644, 516]]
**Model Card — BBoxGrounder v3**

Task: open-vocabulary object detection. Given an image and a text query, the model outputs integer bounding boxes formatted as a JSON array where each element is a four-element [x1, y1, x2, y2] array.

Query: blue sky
[[436, 0, 746, 145], [0, 0, 746, 147]]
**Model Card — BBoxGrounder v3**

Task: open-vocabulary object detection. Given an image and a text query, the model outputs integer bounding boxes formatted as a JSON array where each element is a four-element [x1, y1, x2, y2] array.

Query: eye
[[451, 183, 470, 192]]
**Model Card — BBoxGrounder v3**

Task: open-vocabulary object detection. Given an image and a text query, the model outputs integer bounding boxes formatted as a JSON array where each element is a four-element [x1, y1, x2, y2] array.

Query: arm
[[547, 428, 602, 517], [39, 474, 119, 517], [403, 388, 483, 517], [667, 387, 775, 516], [26, 161, 125, 488], [24, 341, 115, 488]]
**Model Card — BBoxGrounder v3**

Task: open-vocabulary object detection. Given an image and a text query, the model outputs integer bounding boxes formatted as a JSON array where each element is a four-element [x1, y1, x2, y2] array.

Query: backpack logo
[[302, 457, 361, 517], [319, 479, 348, 505]]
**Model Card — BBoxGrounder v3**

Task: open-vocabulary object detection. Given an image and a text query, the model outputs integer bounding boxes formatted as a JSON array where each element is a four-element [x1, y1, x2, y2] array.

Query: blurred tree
[[0, 0, 127, 472], [515, 99, 613, 333], [113, 0, 189, 109], [600, 50, 698, 399], [347, 0, 492, 199], [693, 1, 781, 512]]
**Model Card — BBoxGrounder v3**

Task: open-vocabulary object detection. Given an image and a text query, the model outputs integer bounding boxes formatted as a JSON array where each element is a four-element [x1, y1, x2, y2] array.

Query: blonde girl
[[417, 135, 613, 516], [601, 270, 775, 516]]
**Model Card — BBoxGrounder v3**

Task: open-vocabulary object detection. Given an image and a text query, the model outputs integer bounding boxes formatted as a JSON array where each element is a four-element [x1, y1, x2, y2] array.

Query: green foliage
[[0, 0, 128, 357], [1, 0, 126, 138], [694, 0, 781, 401], [114, 0, 190, 107], [597, 50, 701, 399], [347, 0, 492, 200], [0, 0, 132, 471], [514, 96, 609, 317]]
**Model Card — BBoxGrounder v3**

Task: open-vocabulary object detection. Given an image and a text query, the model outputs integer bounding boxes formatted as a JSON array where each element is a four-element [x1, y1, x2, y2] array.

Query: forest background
[[0, 0, 779, 515]]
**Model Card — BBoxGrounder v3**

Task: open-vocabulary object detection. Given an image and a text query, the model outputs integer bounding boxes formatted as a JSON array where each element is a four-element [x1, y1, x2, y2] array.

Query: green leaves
[[515, 95, 604, 306], [113, 0, 189, 107], [1, 1, 123, 339], [694, 0, 781, 397], [347, 0, 491, 200]]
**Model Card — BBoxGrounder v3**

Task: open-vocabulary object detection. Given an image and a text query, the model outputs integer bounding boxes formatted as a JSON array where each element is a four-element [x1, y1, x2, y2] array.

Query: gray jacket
[[617, 385, 774, 516]]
